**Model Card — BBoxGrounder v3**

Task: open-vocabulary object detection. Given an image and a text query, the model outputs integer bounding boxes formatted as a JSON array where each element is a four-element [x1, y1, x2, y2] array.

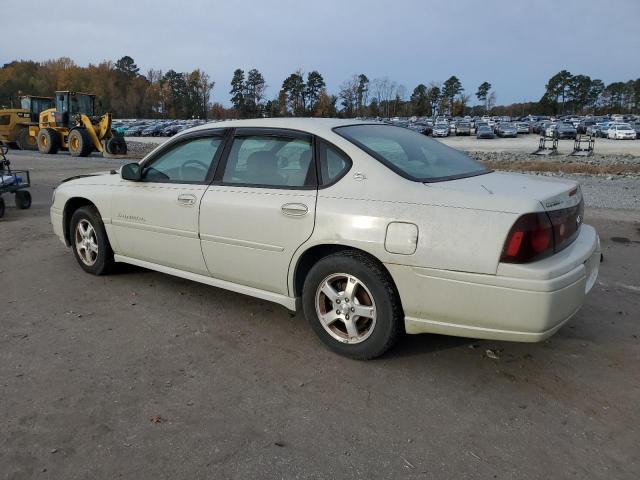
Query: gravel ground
[[1, 151, 640, 479], [440, 134, 640, 156]]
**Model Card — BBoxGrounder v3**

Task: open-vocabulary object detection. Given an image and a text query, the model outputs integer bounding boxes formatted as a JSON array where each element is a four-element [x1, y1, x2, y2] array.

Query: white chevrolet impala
[[51, 119, 600, 359]]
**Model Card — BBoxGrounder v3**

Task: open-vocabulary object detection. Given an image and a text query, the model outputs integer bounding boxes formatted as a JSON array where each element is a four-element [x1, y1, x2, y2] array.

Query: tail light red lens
[[501, 199, 584, 263], [501, 212, 554, 263]]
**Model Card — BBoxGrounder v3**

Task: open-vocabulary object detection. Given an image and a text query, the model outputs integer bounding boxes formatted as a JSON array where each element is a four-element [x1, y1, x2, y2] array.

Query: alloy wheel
[[315, 273, 377, 344], [75, 219, 99, 266]]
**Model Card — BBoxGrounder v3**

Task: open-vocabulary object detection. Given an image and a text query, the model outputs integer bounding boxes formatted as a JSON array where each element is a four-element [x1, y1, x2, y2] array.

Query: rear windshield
[[335, 124, 489, 182]]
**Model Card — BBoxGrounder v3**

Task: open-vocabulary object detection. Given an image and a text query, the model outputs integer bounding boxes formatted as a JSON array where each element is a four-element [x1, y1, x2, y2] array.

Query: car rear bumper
[[386, 225, 600, 342]]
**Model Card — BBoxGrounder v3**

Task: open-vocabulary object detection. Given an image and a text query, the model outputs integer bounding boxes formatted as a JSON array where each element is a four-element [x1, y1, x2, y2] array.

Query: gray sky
[[4, 0, 639, 106]]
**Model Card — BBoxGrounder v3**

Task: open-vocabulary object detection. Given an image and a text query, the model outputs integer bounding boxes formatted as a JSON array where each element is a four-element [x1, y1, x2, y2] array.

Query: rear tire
[[105, 137, 127, 155], [37, 128, 60, 154], [17, 128, 37, 151], [14, 190, 31, 209], [302, 251, 403, 360], [68, 129, 93, 157], [69, 205, 114, 275], [0, 196, 5, 218]]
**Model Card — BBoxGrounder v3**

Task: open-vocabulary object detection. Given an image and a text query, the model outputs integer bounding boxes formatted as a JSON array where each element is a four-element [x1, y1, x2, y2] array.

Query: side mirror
[[121, 162, 142, 181]]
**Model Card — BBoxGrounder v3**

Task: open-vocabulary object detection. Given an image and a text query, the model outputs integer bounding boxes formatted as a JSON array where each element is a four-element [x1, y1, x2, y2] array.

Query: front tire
[[302, 251, 403, 359], [68, 129, 93, 157], [70, 206, 114, 275]]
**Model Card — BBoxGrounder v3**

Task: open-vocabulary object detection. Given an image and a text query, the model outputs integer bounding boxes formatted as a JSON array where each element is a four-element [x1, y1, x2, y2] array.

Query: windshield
[[335, 124, 489, 182]]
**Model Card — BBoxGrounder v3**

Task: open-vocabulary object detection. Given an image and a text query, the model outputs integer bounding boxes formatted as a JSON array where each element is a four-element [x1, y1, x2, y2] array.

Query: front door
[[111, 131, 225, 275], [199, 128, 317, 295]]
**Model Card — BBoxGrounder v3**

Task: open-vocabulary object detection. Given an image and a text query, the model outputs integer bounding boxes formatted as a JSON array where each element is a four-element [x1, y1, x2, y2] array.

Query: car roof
[[186, 118, 375, 137]]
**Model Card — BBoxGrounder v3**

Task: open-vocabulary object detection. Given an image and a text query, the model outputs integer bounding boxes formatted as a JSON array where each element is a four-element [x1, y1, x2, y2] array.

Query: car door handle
[[281, 203, 308, 217], [177, 193, 197, 206]]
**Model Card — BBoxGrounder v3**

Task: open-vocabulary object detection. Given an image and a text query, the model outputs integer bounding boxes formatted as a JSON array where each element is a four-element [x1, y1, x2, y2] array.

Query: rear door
[[199, 128, 317, 295]]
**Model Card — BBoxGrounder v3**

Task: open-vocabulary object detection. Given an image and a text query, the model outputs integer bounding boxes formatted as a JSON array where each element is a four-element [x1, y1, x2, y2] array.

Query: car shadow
[[383, 332, 476, 359]]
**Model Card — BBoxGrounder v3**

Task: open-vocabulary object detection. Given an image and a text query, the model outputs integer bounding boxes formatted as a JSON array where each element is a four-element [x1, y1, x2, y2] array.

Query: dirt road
[[1, 151, 639, 479]]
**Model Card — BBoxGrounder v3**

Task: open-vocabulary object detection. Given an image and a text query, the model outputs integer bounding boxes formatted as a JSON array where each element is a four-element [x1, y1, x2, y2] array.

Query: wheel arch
[[62, 197, 97, 246], [290, 243, 403, 306]]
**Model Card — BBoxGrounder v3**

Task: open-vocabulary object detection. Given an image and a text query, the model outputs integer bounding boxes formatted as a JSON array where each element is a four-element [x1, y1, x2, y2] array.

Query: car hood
[[61, 171, 114, 183], [426, 171, 581, 212]]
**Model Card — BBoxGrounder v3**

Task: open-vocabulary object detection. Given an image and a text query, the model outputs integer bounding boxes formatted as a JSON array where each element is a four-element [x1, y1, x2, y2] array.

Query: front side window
[[335, 124, 488, 182], [222, 135, 314, 188], [143, 136, 222, 183]]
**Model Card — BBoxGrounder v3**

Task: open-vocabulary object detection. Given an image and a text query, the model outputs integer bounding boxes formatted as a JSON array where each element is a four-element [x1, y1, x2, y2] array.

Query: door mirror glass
[[121, 162, 141, 181]]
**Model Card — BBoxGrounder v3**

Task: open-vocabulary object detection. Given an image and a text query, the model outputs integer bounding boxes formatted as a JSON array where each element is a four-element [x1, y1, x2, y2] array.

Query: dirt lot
[[1, 151, 640, 479]]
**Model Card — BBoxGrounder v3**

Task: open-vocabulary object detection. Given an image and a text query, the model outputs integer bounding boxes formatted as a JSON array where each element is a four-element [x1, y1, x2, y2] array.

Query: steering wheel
[[180, 159, 209, 180]]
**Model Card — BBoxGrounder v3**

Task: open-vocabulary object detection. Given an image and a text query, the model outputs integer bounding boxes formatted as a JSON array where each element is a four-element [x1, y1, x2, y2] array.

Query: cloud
[[2, 0, 639, 105]]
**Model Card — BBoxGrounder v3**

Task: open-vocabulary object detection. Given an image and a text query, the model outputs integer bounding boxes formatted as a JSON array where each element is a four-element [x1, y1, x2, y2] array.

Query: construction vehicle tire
[[68, 128, 93, 157], [37, 128, 60, 154], [17, 128, 37, 151]]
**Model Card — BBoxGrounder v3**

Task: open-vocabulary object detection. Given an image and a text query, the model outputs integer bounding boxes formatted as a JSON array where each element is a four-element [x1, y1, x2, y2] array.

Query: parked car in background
[[124, 125, 145, 137], [577, 119, 596, 134], [537, 121, 553, 135], [595, 122, 614, 138], [607, 123, 637, 140], [631, 122, 640, 139], [496, 123, 518, 138], [515, 122, 530, 134], [553, 122, 578, 139], [408, 122, 431, 135], [544, 123, 557, 137], [476, 125, 495, 139], [50, 118, 599, 359], [141, 124, 166, 136], [455, 121, 471, 136], [432, 122, 450, 137]]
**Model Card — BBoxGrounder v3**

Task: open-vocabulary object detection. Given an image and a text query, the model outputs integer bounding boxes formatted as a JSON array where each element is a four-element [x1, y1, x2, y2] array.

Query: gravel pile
[[467, 150, 640, 167], [125, 140, 160, 159], [524, 172, 640, 211]]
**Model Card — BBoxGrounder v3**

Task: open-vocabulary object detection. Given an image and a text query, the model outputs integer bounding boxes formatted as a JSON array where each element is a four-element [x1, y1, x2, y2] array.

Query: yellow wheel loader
[[0, 96, 54, 150], [30, 91, 127, 157]]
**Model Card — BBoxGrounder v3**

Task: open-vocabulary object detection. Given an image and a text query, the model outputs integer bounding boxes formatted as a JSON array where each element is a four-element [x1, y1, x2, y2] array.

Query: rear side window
[[336, 124, 488, 182], [0, 115, 10, 126], [317, 140, 351, 186], [222, 135, 315, 188]]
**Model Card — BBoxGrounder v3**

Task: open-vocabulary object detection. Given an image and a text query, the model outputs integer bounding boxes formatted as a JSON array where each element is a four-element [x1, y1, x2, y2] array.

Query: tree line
[[1, 57, 638, 119]]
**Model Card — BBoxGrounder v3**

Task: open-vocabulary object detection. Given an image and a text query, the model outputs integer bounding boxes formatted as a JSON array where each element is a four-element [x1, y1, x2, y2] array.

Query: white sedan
[[51, 119, 600, 359], [607, 123, 636, 140]]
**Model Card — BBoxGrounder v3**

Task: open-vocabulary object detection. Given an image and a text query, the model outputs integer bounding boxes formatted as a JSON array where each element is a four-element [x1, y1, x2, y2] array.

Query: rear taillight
[[501, 212, 554, 263], [501, 199, 584, 263]]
